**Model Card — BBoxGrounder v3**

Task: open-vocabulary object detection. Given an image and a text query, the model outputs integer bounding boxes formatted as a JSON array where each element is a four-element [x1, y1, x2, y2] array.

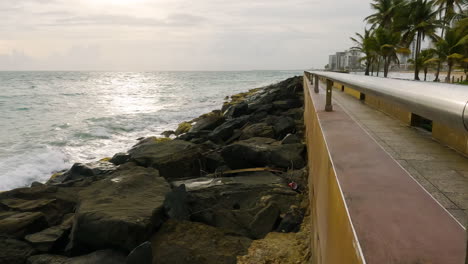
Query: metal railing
[[305, 71, 468, 133]]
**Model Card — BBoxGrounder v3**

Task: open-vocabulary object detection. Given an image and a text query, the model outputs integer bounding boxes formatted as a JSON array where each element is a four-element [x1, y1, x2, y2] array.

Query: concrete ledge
[[304, 74, 466, 264]]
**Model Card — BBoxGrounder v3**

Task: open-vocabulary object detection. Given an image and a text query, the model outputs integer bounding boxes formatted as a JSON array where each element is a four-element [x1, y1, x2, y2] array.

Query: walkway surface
[[320, 81, 468, 227]]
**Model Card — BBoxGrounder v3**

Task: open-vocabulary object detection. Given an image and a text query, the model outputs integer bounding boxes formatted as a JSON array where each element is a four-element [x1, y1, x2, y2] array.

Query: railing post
[[326, 79, 333, 112], [314, 75, 319, 94]]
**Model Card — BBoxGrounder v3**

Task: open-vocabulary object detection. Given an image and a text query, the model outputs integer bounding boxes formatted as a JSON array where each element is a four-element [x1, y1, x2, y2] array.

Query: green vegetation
[[351, 0, 468, 81]]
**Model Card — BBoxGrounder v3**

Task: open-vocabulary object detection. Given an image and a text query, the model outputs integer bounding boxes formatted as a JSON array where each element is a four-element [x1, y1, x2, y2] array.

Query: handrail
[[306, 71, 468, 133]]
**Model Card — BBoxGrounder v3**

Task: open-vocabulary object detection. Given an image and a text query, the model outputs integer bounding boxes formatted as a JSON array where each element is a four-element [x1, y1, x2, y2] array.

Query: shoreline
[[0, 76, 311, 263]]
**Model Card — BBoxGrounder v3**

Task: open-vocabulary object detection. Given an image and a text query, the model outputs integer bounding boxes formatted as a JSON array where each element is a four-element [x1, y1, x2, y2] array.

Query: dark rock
[[25, 214, 73, 252], [224, 102, 249, 119], [0, 185, 78, 228], [0, 236, 36, 264], [220, 137, 305, 169], [281, 134, 301, 144], [48, 161, 116, 184], [248, 103, 273, 114], [25, 226, 67, 252], [70, 166, 171, 252], [285, 107, 304, 120], [109, 153, 130, 165], [27, 250, 126, 264], [178, 130, 211, 142], [208, 116, 250, 143], [126, 241, 152, 264], [0, 211, 48, 238], [171, 172, 300, 239], [189, 113, 225, 132], [240, 123, 275, 140], [161, 130, 175, 138], [151, 220, 252, 264], [129, 140, 206, 179], [204, 152, 225, 173], [272, 99, 302, 111], [30, 182, 44, 188], [249, 203, 280, 239], [163, 185, 190, 221], [276, 206, 304, 233], [273, 117, 296, 139]]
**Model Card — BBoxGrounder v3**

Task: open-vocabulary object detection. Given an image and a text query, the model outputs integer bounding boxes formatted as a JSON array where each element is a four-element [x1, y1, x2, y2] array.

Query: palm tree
[[402, 0, 442, 80], [409, 49, 435, 81], [365, 0, 407, 29], [432, 0, 465, 81], [433, 25, 468, 82], [350, 29, 379, 75], [375, 27, 408, 77]]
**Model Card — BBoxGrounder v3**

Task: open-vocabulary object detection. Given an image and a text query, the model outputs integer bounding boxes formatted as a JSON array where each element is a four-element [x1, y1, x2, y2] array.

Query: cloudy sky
[[0, 0, 372, 71]]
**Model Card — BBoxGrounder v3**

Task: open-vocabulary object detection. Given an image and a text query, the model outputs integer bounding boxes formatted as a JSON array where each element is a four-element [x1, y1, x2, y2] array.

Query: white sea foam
[[0, 147, 70, 190]]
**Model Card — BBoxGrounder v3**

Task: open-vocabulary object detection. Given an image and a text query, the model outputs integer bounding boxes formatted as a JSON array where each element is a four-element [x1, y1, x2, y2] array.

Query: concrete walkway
[[321, 82, 468, 227]]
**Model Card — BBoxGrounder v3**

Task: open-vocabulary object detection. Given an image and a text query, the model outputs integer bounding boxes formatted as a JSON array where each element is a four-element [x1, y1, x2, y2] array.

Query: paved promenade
[[321, 82, 468, 227]]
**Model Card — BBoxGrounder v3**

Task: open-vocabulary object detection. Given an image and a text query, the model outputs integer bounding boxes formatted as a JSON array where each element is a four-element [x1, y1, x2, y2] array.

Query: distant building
[[328, 50, 362, 71]]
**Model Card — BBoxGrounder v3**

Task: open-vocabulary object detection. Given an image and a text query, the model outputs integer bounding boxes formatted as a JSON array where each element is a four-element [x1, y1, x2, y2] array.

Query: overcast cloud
[[0, 0, 372, 70]]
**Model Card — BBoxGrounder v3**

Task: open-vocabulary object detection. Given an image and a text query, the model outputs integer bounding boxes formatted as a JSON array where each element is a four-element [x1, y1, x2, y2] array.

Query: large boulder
[[70, 166, 171, 252], [208, 116, 250, 143], [0, 185, 77, 228], [0, 211, 48, 238], [171, 172, 300, 239], [0, 237, 36, 264], [27, 250, 126, 264], [224, 102, 249, 119], [189, 112, 225, 132], [128, 140, 206, 179], [151, 220, 252, 264], [220, 137, 305, 170], [240, 123, 275, 140], [47, 161, 116, 185], [25, 214, 74, 252]]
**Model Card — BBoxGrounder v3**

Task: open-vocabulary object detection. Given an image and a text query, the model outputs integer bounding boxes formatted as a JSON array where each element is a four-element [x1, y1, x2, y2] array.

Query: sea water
[[0, 71, 301, 190]]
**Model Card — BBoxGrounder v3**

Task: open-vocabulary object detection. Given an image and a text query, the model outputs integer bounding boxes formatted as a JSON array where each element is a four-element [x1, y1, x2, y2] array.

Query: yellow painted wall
[[432, 122, 468, 155], [303, 76, 365, 264], [364, 94, 412, 125]]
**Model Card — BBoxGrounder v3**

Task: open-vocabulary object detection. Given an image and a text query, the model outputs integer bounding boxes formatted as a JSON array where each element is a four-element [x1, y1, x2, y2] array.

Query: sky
[[0, 0, 373, 71]]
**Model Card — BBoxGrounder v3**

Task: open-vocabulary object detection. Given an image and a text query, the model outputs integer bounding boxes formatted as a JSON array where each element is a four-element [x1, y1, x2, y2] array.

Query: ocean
[[0, 71, 302, 190]]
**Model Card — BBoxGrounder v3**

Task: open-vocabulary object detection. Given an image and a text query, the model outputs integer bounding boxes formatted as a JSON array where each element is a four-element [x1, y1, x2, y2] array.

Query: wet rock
[[204, 152, 225, 173], [126, 241, 152, 264], [151, 220, 252, 264], [48, 161, 116, 184], [0, 211, 48, 238], [281, 134, 301, 144], [161, 130, 175, 138], [163, 185, 190, 221], [27, 250, 126, 264], [109, 153, 130, 165], [224, 102, 249, 119], [70, 166, 171, 252], [172, 172, 300, 239], [208, 115, 250, 143], [240, 123, 275, 140], [220, 137, 305, 169], [189, 112, 225, 132], [30, 182, 44, 188], [175, 122, 192, 136], [129, 140, 206, 179], [0, 236, 36, 264], [284, 107, 304, 120]]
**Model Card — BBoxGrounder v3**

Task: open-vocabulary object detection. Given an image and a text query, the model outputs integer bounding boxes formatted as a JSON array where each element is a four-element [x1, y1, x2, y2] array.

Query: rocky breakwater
[[0, 76, 311, 264]]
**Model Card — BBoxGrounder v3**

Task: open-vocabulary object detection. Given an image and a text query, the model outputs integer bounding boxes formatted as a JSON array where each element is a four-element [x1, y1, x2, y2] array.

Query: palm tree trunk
[[434, 61, 441, 82], [414, 31, 421, 81], [377, 57, 381, 77], [384, 57, 389, 78], [424, 67, 428, 81], [447, 62, 453, 83], [365, 60, 370, 76]]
